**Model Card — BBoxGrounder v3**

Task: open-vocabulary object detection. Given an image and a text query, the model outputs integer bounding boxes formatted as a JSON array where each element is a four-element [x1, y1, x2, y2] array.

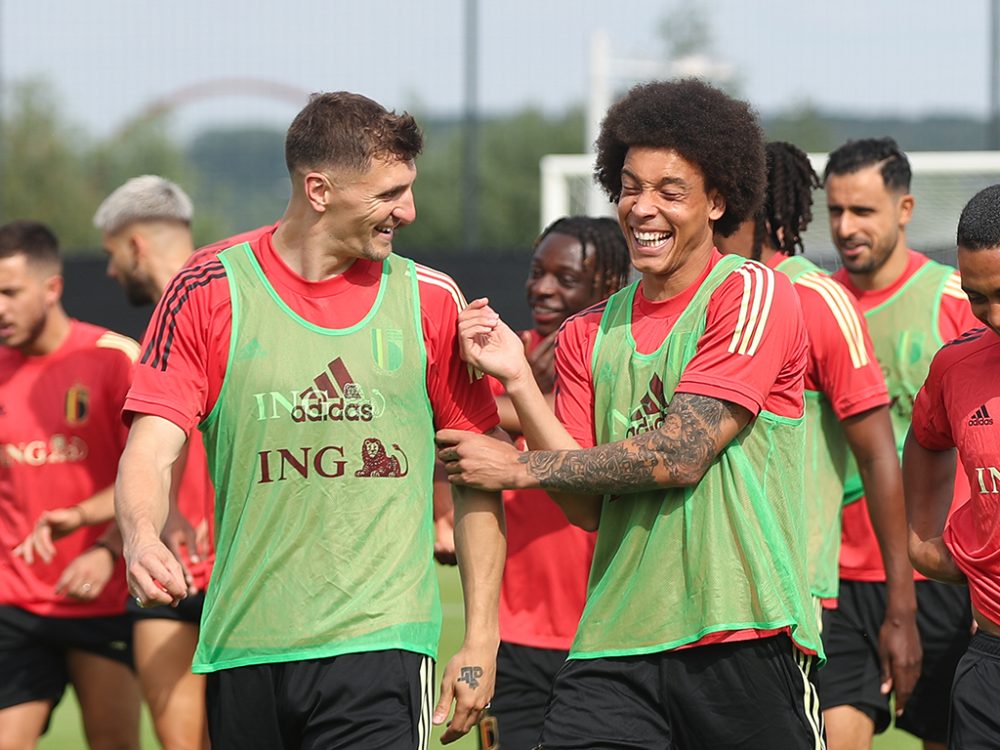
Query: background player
[[0, 220, 141, 750], [115, 92, 506, 749], [715, 141, 921, 715], [482, 216, 630, 749], [439, 79, 824, 749], [94, 174, 215, 750], [822, 137, 977, 750], [905, 183, 1000, 749]]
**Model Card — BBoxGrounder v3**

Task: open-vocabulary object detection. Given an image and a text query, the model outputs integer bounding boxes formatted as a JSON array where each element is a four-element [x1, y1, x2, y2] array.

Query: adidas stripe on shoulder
[[943, 271, 967, 301], [728, 262, 775, 356], [415, 264, 468, 311], [97, 331, 141, 364], [794, 271, 870, 369]]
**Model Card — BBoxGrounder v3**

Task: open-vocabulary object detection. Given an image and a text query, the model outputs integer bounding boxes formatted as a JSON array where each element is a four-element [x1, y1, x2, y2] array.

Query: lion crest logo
[[355, 438, 408, 477]]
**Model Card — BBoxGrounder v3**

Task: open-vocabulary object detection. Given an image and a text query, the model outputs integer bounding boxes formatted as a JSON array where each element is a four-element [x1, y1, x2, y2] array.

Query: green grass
[[39, 566, 922, 748]]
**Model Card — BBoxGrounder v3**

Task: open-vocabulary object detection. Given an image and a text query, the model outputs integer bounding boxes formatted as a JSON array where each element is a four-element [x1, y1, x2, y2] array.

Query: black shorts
[[482, 641, 567, 750], [126, 590, 205, 625], [819, 578, 971, 741], [205, 649, 435, 750], [949, 631, 1000, 749], [536, 635, 823, 750], [0, 604, 134, 711]]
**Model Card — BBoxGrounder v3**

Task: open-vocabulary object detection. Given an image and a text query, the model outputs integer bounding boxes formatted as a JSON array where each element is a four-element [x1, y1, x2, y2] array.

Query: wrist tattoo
[[519, 393, 736, 494], [458, 665, 483, 690]]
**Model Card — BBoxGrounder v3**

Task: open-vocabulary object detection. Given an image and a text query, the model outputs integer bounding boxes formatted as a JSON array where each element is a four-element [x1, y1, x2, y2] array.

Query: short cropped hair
[[823, 137, 911, 193], [93, 175, 193, 236], [0, 220, 61, 271], [594, 78, 766, 237], [957, 184, 1000, 250], [285, 91, 423, 176]]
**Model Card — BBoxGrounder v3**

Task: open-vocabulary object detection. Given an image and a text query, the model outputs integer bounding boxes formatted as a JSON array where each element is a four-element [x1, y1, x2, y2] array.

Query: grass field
[[40, 565, 923, 749]]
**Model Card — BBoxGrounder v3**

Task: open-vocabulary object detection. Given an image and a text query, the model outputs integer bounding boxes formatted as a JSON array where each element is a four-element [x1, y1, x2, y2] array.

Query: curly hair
[[285, 91, 423, 176], [593, 78, 765, 237], [536, 216, 631, 297], [957, 184, 1000, 250], [824, 137, 911, 193], [750, 142, 820, 259]]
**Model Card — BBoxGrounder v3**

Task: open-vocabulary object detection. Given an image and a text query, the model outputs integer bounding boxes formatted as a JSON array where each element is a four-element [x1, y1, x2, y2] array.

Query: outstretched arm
[[116, 414, 190, 606], [902, 428, 965, 583], [842, 406, 920, 713]]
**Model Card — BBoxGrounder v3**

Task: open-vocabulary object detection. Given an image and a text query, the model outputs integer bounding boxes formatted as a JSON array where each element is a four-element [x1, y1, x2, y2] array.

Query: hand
[[55, 545, 115, 601], [524, 330, 558, 393], [161, 506, 201, 594], [433, 643, 497, 744], [436, 429, 525, 492], [878, 608, 922, 715], [125, 535, 189, 608], [12, 506, 86, 565], [434, 512, 457, 566], [457, 299, 531, 386]]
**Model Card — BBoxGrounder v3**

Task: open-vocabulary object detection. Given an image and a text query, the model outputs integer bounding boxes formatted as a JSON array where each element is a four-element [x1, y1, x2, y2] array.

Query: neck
[[23, 305, 71, 356], [757, 244, 780, 265], [273, 212, 357, 281], [640, 243, 714, 302], [848, 240, 910, 292], [149, 248, 194, 304]]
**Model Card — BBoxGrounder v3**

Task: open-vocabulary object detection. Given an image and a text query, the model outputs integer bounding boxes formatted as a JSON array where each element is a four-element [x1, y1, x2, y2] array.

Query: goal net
[[540, 151, 1000, 268]]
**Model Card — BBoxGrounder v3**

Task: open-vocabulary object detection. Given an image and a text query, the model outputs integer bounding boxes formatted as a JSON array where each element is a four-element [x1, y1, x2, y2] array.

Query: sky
[[1, 0, 993, 143]]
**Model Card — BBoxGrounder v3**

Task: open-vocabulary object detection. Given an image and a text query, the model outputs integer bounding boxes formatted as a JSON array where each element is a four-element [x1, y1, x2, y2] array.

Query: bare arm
[[842, 405, 920, 711], [902, 428, 966, 583], [12, 484, 116, 564], [116, 414, 190, 606], [433, 440, 506, 744]]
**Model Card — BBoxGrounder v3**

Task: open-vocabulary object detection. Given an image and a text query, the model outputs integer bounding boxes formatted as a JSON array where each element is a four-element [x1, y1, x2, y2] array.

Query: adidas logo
[[236, 338, 266, 361], [969, 404, 994, 427]]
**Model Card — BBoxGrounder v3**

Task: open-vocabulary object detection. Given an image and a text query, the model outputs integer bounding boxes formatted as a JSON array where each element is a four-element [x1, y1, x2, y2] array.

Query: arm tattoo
[[459, 665, 484, 689], [521, 393, 741, 494]]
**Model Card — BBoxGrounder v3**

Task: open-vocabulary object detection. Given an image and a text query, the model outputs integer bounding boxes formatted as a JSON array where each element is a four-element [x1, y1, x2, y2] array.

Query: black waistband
[[969, 630, 1000, 657]]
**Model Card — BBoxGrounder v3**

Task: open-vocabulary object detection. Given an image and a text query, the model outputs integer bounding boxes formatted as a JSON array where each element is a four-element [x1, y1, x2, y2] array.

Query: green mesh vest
[[776, 255, 850, 599], [573, 255, 822, 660], [842, 259, 955, 504], [193, 244, 439, 673]]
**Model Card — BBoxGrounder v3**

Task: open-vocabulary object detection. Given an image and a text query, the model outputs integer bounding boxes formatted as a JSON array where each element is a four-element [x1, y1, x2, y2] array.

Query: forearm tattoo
[[459, 665, 483, 689], [521, 393, 737, 494]]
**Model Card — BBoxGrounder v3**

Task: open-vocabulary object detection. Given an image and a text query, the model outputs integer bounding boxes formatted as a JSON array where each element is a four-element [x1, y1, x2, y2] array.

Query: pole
[[462, 0, 480, 251], [991, 0, 1000, 149]]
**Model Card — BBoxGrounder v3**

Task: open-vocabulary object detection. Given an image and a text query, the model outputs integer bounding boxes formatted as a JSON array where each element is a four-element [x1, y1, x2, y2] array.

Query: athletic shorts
[[0, 604, 134, 711], [482, 641, 567, 750], [949, 631, 1000, 749], [126, 590, 205, 625], [819, 578, 971, 741], [536, 635, 824, 750], [205, 649, 435, 750]]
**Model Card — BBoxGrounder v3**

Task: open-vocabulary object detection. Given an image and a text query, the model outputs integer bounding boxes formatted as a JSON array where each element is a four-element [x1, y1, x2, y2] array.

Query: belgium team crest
[[64, 383, 90, 425], [371, 328, 403, 372]]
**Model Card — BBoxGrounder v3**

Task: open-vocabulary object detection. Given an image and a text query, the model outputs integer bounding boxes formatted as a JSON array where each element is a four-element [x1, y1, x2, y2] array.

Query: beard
[[120, 275, 153, 306]]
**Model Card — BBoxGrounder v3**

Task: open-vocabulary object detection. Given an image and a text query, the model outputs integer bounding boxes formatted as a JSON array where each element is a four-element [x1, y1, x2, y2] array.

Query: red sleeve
[[795, 275, 889, 419], [553, 306, 605, 449], [911, 349, 956, 451], [676, 264, 807, 418], [124, 258, 231, 433], [938, 278, 979, 342], [415, 265, 498, 434]]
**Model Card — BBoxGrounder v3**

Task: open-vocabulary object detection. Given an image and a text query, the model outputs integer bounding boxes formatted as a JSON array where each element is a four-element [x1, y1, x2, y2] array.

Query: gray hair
[[93, 175, 193, 235]]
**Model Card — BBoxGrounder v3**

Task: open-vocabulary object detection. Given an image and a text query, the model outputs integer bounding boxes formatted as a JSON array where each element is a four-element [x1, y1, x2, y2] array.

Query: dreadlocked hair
[[754, 141, 820, 259], [536, 216, 632, 296]]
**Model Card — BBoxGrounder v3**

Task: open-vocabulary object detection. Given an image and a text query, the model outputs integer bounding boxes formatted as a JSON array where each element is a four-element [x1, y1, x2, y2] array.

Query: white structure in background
[[584, 30, 734, 215], [541, 150, 1000, 266]]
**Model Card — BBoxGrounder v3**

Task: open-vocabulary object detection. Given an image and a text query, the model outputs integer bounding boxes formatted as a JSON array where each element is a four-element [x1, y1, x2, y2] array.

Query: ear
[[43, 274, 63, 307], [707, 189, 726, 222], [303, 171, 333, 213], [129, 231, 147, 261], [898, 193, 915, 228]]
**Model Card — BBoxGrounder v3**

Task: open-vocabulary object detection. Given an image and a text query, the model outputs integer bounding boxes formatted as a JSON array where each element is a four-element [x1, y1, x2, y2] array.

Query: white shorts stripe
[[794, 648, 825, 750]]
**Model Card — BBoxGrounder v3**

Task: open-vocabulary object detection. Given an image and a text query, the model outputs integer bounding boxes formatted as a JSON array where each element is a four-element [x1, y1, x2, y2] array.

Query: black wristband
[[92, 540, 120, 561]]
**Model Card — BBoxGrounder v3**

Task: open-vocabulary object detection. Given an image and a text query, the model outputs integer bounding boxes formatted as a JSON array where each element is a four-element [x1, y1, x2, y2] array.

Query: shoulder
[[560, 298, 610, 340], [186, 224, 277, 269], [927, 327, 996, 389], [712, 260, 799, 331], [412, 261, 468, 314], [72, 321, 141, 364], [160, 255, 230, 309]]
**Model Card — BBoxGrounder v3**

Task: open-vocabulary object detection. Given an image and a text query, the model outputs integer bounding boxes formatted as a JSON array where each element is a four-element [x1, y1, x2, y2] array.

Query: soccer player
[[115, 92, 506, 750], [905, 182, 1000, 750], [715, 141, 921, 713], [822, 137, 977, 750], [486, 216, 630, 749], [438, 79, 824, 749], [94, 174, 214, 750], [0, 220, 141, 749]]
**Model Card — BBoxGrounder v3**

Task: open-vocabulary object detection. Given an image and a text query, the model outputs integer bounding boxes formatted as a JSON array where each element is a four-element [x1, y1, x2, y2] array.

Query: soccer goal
[[540, 151, 1000, 268]]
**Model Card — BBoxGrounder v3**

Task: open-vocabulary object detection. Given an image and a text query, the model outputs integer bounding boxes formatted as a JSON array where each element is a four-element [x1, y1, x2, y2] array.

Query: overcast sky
[[2, 0, 993, 141]]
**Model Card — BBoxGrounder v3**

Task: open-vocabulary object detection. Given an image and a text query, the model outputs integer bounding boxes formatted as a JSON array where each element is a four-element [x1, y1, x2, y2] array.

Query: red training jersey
[[491, 330, 596, 651], [554, 250, 809, 650], [833, 251, 977, 581], [125, 224, 498, 442], [912, 327, 1000, 626], [0, 321, 136, 617]]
